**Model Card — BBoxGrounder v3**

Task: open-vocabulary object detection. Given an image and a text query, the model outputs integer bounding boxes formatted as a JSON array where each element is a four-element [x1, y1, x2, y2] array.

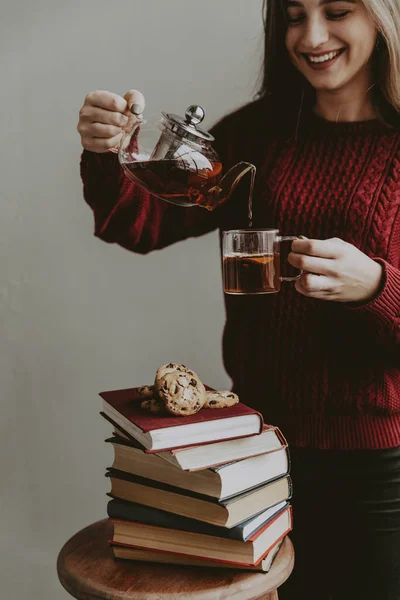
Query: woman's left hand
[[288, 237, 383, 303]]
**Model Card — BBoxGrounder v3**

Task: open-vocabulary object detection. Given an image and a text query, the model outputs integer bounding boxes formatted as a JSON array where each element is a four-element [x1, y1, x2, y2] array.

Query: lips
[[302, 47, 346, 65]]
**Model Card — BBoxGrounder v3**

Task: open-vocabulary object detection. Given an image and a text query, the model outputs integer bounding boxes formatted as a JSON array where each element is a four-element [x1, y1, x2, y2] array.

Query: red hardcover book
[[100, 387, 264, 452], [103, 414, 287, 469]]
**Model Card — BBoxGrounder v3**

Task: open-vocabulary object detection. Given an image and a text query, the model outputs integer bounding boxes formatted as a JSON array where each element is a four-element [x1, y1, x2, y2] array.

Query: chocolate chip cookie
[[158, 371, 206, 416], [204, 390, 239, 409], [137, 385, 155, 399], [154, 363, 196, 394]]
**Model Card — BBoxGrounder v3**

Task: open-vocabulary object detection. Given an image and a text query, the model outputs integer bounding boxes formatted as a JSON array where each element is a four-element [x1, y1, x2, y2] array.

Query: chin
[[311, 81, 345, 92], [303, 74, 350, 93]]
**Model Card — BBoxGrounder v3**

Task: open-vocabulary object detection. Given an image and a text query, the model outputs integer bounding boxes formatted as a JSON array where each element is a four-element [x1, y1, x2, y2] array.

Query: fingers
[[83, 89, 146, 114], [83, 132, 123, 153], [288, 253, 335, 276], [78, 90, 133, 153], [288, 237, 349, 277], [295, 273, 339, 299], [80, 106, 129, 128], [78, 89, 145, 153], [123, 89, 146, 114], [85, 90, 128, 113], [289, 238, 375, 303], [291, 237, 346, 259], [120, 89, 146, 136], [81, 122, 124, 139]]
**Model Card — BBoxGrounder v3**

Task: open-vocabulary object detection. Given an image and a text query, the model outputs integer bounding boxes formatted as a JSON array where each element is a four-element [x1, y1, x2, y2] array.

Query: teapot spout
[[204, 162, 256, 211]]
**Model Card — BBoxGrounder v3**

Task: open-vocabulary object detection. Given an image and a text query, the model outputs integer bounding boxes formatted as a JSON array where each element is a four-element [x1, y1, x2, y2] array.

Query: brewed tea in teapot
[[118, 104, 256, 221]]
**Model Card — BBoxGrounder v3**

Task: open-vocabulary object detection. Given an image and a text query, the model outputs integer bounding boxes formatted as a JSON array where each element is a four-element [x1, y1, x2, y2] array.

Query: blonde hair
[[362, 0, 400, 111], [258, 0, 400, 128]]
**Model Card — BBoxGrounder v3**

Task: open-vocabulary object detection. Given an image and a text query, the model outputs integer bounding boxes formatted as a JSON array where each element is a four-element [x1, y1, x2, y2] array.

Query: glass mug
[[222, 229, 302, 295]]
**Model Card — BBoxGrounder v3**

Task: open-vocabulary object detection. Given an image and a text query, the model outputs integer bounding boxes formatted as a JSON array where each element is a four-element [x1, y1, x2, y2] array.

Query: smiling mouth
[[302, 48, 346, 65]]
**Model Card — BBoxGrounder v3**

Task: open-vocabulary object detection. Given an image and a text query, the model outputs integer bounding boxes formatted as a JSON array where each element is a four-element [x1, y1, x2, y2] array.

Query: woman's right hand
[[77, 89, 146, 153]]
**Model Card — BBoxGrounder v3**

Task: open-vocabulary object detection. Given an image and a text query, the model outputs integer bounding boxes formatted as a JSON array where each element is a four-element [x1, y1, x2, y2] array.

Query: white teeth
[[307, 50, 341, 64]]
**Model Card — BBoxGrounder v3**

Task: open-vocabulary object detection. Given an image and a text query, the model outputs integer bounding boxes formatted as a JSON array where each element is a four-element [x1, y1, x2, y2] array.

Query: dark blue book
[[107, 498, 289, 541]]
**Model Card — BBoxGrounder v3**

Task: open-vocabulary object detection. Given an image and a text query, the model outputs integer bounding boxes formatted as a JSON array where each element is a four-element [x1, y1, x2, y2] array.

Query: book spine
[[287, 476, 293, 500], [247, 505, 291, 542], [274, 426, 289, 448], [253, 506, 293, 565]]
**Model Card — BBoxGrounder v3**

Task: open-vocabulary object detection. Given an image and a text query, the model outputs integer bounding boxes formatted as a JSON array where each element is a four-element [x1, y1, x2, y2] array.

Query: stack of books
[[100, 386, 293, 572]]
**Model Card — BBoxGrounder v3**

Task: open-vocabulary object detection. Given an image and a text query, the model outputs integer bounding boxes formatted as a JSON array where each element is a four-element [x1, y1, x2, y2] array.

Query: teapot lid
[[161, 105, 215, 143]]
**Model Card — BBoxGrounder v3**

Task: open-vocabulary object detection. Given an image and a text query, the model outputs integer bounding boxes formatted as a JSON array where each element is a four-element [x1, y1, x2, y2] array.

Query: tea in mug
[[223, 253, 281, 294]]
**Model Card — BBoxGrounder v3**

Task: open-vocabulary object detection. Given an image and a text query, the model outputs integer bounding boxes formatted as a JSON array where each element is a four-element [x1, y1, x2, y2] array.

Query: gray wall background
[[1, 1, 264, 597]]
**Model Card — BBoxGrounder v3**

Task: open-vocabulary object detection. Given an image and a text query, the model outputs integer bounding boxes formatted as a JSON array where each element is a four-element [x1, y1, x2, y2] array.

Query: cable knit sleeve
[[346, 188, 400, 352], [347, 260, 400, 349]]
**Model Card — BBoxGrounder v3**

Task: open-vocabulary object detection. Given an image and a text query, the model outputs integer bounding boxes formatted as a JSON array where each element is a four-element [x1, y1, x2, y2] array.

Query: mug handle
[[276, 236, 303, 282]]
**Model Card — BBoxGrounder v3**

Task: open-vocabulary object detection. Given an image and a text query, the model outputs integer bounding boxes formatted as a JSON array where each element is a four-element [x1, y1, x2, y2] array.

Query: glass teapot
[[118, 104, 255, 211]]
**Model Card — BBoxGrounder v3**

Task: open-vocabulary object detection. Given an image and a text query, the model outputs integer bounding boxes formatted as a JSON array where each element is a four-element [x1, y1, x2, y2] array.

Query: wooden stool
[[57, 519, 294, 600]]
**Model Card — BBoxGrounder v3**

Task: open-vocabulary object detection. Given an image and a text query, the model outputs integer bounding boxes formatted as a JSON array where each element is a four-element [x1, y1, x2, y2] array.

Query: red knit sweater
[[80, 99, 400, 450]]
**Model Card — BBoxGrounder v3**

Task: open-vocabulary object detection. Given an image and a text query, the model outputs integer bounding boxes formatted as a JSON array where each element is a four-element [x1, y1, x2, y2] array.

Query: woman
[[78, 1, 400, 597]]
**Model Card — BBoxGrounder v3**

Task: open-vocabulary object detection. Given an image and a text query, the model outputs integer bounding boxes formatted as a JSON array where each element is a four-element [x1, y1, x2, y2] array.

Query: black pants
[[279, 446, 400, 600]]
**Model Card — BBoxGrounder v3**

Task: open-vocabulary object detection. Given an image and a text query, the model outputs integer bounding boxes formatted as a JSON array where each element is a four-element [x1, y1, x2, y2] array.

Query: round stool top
[[57, 519, 294, 600]]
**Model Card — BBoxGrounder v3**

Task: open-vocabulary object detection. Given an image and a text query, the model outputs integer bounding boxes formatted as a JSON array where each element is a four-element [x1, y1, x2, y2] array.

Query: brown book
[[110, 505, 292, 566], [100, 386, 264, 452], [110, 423, 287, 472], [106, 469, 292, 528], [107, 436, 290, 500], [112, 537, 285, 571]]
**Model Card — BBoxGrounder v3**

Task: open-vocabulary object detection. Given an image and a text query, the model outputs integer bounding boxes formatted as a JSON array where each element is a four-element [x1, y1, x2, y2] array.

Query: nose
[[301, 16, 329, 49]]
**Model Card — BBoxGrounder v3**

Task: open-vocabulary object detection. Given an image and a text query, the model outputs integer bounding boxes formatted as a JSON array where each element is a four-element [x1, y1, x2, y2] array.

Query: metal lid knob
[[185, 105, 205, 127], [160, 104, 214, 143]]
